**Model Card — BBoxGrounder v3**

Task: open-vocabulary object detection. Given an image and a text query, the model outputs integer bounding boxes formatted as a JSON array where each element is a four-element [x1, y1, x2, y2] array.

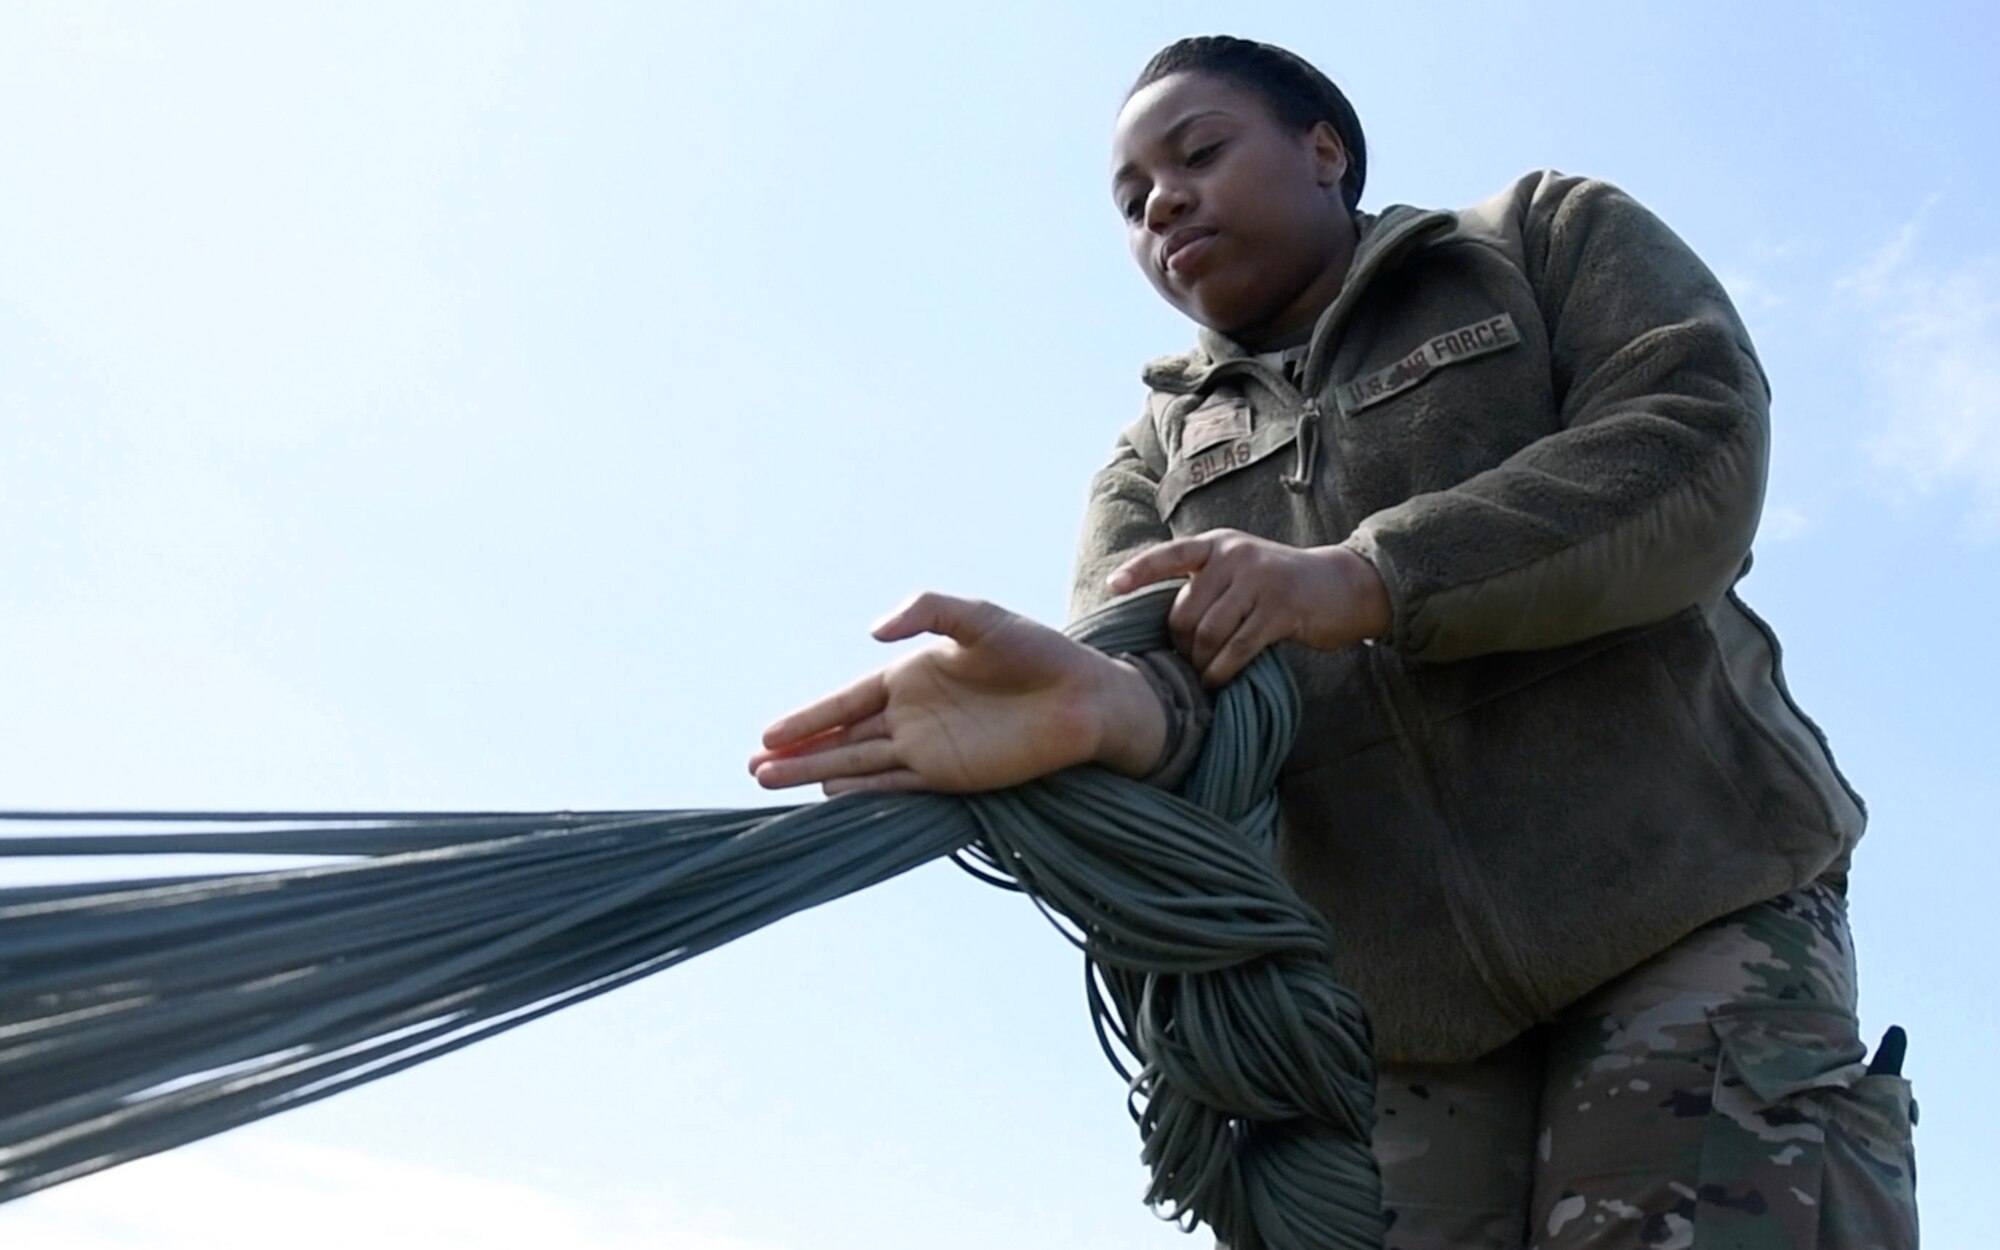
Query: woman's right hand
[[749, 593, 1165, 796]]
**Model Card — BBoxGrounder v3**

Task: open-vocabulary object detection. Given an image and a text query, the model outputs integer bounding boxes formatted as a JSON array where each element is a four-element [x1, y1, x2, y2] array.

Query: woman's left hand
[[1107, 531, 1392, 686], [748, 593, 1166, 796]]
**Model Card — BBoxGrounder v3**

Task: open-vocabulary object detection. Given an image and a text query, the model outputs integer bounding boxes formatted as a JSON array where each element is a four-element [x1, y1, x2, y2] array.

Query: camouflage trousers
[[1371, 881, 1918, 1248]]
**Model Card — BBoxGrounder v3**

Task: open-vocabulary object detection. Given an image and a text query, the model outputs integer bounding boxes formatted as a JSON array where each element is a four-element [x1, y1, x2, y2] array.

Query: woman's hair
[[1129, 36, 1367, 212]]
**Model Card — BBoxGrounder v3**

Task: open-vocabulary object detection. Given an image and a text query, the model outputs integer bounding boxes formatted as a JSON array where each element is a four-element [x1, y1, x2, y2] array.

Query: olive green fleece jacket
[[1070, 171, 1866, 1065]]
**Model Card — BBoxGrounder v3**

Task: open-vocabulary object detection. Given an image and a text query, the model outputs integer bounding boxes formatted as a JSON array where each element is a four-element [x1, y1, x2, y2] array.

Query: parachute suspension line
[[0, 584, 1383, 1250]]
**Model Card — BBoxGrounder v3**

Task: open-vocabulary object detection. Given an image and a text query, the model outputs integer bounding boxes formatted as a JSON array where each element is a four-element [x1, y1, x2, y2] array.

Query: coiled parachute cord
[[0, 584, 1383, 1249]]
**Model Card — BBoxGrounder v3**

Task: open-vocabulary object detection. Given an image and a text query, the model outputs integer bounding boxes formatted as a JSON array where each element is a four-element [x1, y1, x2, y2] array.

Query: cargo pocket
[[1695, 1002, 1918, 1249], [1818, 1058, 1919, 1248]]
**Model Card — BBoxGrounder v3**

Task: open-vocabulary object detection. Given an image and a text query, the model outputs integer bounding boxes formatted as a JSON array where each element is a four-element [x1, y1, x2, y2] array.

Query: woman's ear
[[1308, 121, 1348, 192]]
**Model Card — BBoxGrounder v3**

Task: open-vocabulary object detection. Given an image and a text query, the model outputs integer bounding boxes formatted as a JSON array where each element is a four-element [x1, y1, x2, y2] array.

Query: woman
[[751, 35, 1915, 1250]]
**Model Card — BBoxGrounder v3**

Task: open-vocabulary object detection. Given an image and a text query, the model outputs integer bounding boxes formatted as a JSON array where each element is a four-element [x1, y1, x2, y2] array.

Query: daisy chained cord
[[0, 585, 1384, 1250]]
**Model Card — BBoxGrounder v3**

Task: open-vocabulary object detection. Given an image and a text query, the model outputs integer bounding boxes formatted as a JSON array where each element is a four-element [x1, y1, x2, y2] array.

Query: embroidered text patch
[[1336, 313, 1521, 415], [1181, 402, 1252, 456]]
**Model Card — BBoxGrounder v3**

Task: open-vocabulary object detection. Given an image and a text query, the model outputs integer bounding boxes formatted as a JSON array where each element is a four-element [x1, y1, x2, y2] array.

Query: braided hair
[[1129, 36, 1367, 212]]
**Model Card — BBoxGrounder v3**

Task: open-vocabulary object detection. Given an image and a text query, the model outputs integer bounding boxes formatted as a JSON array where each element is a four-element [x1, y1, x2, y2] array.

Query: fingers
[[1173, 578, 1281, 685], [758, 672, 888, 751], [1107, 535, 1215, 595], [1134, 531, 1287, 685], [1167, 572, 1231, 662], [823, 769, 926, 797], [1201, 608, 1282, 687], [751, 711, 888, 765], [1181, 583, 1255, 677], [754, 591, 1021, 793], [765, 591, 987, 754], [751, 732, 902, 790]]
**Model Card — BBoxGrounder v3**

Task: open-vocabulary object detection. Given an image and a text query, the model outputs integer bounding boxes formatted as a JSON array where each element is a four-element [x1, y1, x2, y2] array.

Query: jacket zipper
[[1197, 362, 1341, 548], [1280, 398, 1321, 497]]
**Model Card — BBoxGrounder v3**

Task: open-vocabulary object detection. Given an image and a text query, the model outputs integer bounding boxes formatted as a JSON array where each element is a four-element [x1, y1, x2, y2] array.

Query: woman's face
[[1111, 72, 1353, 350]]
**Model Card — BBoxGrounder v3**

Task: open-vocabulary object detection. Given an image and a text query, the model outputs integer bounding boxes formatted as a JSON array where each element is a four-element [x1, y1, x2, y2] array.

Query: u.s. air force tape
[[1336, 312, 1521, 416]]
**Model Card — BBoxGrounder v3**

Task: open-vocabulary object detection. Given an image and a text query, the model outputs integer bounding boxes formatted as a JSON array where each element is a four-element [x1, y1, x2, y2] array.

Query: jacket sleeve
[[1070, 401, 1176, 621], [1340, 174, 1770, 663], [1069, 402, 1212, 789]]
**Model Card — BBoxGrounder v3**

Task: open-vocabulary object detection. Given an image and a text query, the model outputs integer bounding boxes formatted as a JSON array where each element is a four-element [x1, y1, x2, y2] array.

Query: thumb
[[1108, 536, 1213, 595], [870, 592, 1006, 646]]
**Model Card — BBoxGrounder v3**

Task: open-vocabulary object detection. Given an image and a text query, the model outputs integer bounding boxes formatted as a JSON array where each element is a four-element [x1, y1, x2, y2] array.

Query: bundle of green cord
[[0, 585, 1383, 1250]]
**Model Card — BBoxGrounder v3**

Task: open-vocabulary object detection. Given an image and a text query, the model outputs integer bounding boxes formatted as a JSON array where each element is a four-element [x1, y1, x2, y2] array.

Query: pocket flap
[[1711, 1001, 1867, 1107]]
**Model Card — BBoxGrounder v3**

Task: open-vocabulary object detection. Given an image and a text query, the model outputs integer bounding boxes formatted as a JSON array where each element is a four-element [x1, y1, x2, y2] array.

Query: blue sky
[[2, 2, 1993, 1245]]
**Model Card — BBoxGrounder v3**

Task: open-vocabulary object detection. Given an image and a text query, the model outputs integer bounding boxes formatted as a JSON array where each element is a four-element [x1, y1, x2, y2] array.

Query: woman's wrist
[[1314, 544, 1392, 648], [1087, 655, 1170, 778]]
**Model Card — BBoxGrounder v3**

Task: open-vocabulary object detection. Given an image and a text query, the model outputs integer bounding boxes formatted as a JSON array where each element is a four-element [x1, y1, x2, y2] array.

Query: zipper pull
[[1281, 399, 1322, 494]]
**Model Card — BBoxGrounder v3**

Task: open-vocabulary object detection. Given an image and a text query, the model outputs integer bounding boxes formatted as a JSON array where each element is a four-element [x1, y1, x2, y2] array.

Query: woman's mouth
[[1162, 228, 1217, 276]]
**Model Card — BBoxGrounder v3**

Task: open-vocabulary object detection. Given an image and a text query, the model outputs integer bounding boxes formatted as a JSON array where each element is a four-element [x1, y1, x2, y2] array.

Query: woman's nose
[[1145, 181, 1192, 232]]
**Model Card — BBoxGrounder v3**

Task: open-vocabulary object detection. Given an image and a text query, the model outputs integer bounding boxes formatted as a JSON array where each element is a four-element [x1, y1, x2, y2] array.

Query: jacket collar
[[1142, 203, 1457, 396]]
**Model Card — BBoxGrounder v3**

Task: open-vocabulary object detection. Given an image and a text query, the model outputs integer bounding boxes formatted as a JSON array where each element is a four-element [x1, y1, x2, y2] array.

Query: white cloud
[[1841, 217, 2000, 539], [1717, 267, 1785, 313], [7, 1137, 784, 1250], [1763, 504, 1813, 542]]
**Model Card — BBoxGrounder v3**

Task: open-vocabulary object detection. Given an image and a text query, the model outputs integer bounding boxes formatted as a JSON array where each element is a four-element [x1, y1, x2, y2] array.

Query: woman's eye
[[1120, 195, 1145, 222], [1186, 142, 1222, 167]]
